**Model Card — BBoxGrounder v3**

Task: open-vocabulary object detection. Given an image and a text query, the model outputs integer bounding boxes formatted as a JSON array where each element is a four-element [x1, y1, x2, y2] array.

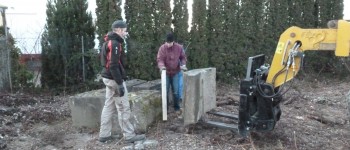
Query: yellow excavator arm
[[267, 20, 350, 88], [238, 20, 350, 137]]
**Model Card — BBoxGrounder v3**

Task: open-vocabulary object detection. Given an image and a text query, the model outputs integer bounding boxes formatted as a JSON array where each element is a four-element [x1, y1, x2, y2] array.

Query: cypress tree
[[95, 0, 122, 45], [305, 0, 345, 75], [124, 0, 156, 80], [154, 0, 172, 43], [153, 0, 172, 78], [188, 0, 208, 69], [263, 0, 290, 58], [222, 0, 246, 80], [41, 0, 95, 89], [172, 0, 189, 45], [287, 0, 303, 26], [301, 0, 317, 28], [222, 0, 265, 80], [207, 0, 225, 80], [239, 0, 265, 56], [318, 0, 344, 27]]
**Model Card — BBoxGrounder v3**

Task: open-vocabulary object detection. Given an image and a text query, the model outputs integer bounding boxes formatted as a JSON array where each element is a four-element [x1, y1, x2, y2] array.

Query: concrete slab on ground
[[69, 82, 161, 133]]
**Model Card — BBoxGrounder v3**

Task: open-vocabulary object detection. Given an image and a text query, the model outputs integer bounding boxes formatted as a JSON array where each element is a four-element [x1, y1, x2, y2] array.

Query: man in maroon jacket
[[157, 32, 187, 117]]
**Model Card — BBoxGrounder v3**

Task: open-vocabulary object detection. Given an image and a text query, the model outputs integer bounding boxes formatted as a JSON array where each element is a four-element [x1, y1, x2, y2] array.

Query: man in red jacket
[[99, 20, 145, 143], [157, 32, 187, 117]]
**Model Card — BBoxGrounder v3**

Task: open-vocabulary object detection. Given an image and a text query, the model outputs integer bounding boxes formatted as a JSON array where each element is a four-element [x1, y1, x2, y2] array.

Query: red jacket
[[157, 43, 187, 77], [100, 32, 127, 85]]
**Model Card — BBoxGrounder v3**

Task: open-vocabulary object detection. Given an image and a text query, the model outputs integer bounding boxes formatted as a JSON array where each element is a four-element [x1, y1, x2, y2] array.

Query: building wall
[[20, 54, 42, 87]]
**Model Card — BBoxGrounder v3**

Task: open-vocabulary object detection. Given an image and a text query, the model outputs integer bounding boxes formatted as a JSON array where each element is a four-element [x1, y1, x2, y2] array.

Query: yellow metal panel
[[335, 20, 350, 56]]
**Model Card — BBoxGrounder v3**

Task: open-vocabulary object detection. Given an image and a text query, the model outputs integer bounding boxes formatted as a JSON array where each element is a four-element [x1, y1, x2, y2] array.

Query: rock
[[121, 145, 134, 150], [125, 79, 148, 92], [132, 79, 161, 92], [129, 90, 162, 132], [143, 140, 159, 149], [68, 89, 105, 128], [69, 89, 161, 133], [134, 141, 144, 150], [0, 138, 6, 149], [0, 106, 19, 116]]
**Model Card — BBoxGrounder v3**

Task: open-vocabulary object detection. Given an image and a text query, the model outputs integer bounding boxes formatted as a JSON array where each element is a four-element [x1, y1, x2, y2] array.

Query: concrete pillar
[[183, 68, 216, 125]]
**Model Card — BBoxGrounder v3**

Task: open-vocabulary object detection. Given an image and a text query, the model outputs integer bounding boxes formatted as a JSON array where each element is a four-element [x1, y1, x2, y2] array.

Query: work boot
[[124, 134, 146, 143], [175, 108, 183, 119], [98, 134, 121, 143], [98, 136, 113, 143]]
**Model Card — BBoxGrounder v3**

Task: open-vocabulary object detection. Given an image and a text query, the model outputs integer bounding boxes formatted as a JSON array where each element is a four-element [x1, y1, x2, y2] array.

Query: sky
[[0, 0, 349, 54]]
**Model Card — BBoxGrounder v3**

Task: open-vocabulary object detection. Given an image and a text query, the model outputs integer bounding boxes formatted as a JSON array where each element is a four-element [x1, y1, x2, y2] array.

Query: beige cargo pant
[[99, 78, 136, 139]]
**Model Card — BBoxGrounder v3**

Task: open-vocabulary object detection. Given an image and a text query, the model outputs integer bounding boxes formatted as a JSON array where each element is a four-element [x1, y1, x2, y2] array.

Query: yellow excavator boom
[[267, 20, 350, 87]]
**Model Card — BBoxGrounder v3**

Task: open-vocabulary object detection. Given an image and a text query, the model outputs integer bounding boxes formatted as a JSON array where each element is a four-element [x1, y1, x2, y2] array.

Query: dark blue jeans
[[167, 71, 183, 111]]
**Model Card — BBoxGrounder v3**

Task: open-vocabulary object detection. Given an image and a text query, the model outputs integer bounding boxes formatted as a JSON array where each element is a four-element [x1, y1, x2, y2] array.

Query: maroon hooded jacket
[[157, 42, 187, 77]]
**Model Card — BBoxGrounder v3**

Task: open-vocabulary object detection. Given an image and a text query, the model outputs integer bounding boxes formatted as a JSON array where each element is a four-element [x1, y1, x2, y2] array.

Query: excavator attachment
[[200, 20, 350, 137], [201, 54, 282, 137], [238, 54, 282, 137]]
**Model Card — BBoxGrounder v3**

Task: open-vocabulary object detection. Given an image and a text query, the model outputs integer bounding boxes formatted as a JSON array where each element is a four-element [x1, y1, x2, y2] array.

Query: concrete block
[[126, 79, 147, 92], [183, 70, 203, 125], [129, 90, 162, 132], [69, 89, 161, 133], [69, 89, 105, 128], [132, 79, 161, 91], [201, 68, 216, 112], [183, 68, 216, 125]]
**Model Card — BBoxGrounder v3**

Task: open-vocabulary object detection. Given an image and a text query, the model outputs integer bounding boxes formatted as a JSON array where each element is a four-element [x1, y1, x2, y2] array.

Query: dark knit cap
[[166, 33, 174, 42], [111, 20, 127, 29]]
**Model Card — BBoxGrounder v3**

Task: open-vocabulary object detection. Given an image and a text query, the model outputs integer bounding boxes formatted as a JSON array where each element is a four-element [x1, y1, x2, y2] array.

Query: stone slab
[[201, 68, 216, 112], [129, 90, 162, 132], [132, 79, 161, 92], [183, 68, 216, 125], [69, 89, 161, 133], [69, 89, 105, 128], [183, 70, 203, 125], [125, 79, 147, 92]]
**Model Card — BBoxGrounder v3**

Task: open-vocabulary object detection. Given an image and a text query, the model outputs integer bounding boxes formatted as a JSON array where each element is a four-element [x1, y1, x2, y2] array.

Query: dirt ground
[[1, 77, 350, 150]]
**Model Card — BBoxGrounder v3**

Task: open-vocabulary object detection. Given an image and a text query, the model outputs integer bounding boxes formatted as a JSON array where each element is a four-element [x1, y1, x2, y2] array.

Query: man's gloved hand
[[118, 84, 125, 97], [180, 65, 188, 71]]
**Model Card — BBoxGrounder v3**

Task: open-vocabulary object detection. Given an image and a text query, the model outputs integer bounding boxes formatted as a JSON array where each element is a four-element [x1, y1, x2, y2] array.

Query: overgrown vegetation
[[41, 0, 96, 92], [0, 27, 34, 90]]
